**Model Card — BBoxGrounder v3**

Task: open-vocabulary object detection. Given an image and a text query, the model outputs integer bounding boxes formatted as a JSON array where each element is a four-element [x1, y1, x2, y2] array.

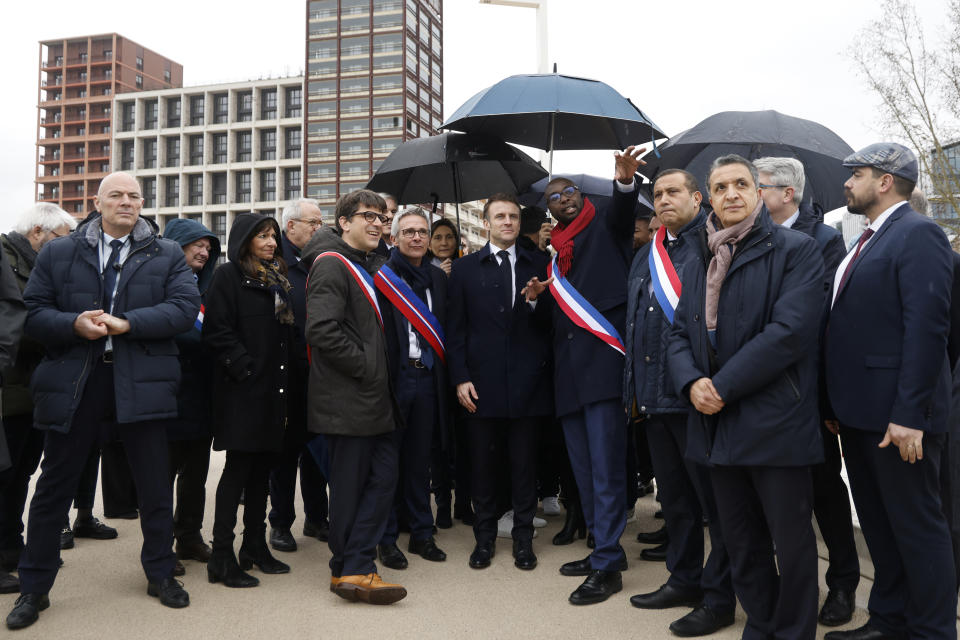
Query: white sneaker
[[542, 496, 562, 516], [533, 515, 547, 528], [497, 510, 540, 538]]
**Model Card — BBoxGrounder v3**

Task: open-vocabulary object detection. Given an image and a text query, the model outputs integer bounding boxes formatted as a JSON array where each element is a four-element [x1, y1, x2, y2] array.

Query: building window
[[164, 69, 171, 83], [79, 52, 88, 62], [121, 140, 134, 170], [166, 137, 180, 167], [284, 168, 301, 200], [78, 89, 87, 98], [260, 130, 277, 160], [260, 170, 276, 201], [236, 132, 252, 162], [190, 96, 204, 126], [261, 89, 277, 120], [136, 56, 144, 70], [165, 176, 180, 207], [212, 173, 227, 204], [99, 162, 109, 172], [213, 93, 228, 124], [285, 127, 302, 159], [212, 213, 226, 244], [145, 100, 158, 129], [286, 87, 302, 118], [236, 172, 251, 203], [142, 178, 157, 208], [189, 135, 203, 165], [167, 98, 181, 127], [143, 139, 157, 169], [103, 49, 112, 60], [136, 75, 143, 89], [188, 175, 203, 205], [212, 133, 227, 164], [237, 92, 253, 122]]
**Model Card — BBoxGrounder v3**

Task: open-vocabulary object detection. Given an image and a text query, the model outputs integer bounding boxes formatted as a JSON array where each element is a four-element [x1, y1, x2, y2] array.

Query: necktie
[[102, 239, 124, 311], [836, 228, 875, 295], [497, 250, 513, 310]]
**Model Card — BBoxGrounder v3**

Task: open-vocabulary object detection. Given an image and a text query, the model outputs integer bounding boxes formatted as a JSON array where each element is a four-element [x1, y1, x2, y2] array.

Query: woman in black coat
[[202, 212, 293, 587]]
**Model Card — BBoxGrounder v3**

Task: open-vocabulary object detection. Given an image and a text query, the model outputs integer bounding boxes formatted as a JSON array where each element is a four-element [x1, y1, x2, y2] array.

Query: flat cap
[[843, 142, 918, 183]]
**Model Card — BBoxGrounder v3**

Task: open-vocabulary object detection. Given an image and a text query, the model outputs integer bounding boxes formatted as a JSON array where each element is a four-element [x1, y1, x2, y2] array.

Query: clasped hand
[[73, 309, 131, 340], [689, 377, 724, 415]]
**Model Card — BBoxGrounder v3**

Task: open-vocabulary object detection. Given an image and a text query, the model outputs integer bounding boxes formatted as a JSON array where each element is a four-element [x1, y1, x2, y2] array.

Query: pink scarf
[[704, 201, 763, 331]]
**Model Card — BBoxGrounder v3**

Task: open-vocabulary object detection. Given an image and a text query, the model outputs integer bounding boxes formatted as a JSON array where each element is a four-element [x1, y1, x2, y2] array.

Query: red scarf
[[551, 197, 596, 276]]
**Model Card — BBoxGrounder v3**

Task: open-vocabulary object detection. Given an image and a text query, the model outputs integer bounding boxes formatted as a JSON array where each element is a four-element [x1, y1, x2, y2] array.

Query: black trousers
[[168, 436, 212, 545], [268, 427, 328, 530], [101, 440, 138, 516], [710, 464, 818, 640], [646, 414, 734, 612], [811, 423, 860, 591], [841, 426, 957, 637], [18, 360, 176, 592], [0, 413, 44, 562], [212, 450, 274, 551], [535, 416, 561, 499], [468, 416, 538, 545], [326, 432, 398, 577]]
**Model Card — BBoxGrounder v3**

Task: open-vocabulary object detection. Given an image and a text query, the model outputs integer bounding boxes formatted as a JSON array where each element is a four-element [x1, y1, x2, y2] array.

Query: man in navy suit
[[823, 144, 957, 640], [447, 193, 553, 572]]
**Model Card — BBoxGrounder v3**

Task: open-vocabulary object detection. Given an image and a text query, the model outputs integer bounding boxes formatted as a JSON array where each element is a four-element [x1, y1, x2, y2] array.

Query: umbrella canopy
[[441, 73, 666, 152], [365, 131, 547, 205], [518, 173, 653, 214], [637, 110, 854, 212]]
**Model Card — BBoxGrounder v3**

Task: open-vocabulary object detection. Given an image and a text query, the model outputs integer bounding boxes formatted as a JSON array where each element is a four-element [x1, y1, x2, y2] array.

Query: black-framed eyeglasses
[[352, 211, 391, 224], [547, 185, 580, 203], [758, 183, 790, 189]]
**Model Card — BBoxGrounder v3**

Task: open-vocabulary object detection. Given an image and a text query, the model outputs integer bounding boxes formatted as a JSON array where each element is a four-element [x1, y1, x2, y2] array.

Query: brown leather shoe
[[333, 573, 407, 605], [329, 576, 341, 593]]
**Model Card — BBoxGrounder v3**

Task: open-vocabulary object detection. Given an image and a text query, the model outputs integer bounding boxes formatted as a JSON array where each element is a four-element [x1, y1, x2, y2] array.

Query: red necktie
[[836, 228, 875, 295]]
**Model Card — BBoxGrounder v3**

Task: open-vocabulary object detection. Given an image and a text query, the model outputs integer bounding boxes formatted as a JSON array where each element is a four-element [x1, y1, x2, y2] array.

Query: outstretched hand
[[614, 145, 647, 184], [521, 276, 554, 303]]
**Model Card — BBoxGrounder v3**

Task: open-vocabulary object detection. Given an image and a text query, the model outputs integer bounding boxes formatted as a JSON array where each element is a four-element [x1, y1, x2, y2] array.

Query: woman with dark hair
[[428, 218, 460, 276], [202, 212, 294, 588]]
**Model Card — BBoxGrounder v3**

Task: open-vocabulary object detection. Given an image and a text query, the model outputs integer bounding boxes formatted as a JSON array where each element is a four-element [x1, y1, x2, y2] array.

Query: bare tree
[[850, 0, 960, 238]]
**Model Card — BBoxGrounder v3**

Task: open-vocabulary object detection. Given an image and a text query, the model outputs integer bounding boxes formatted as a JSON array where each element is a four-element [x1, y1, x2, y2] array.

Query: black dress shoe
[[819, 589, 856, 626], [72, 516, 118, 540], [640, 542, 669, 561], [147, 577, 190, 608], [560, 555, 628, 576], [0, 571, 19, 595], [378, 543, 408, 570], [207, 549, 259, 588], [468, 542, 495, 569], [669, 605, 736, 637], [269, 527, 297, 553], [59, 526, 74, 550], [629, 583, 703, 609], [569, 570, 622, 605], [6, 593, 49, 630], [239, 539, 291, 574], [173, 560, 185, 577], [513, 539, 537, 570], [175, 540, 212, 563], [636, 524, 668, 545], [303, 519, 330, 542], [824, 623, 902, 640], [408, 537, 447, 562]]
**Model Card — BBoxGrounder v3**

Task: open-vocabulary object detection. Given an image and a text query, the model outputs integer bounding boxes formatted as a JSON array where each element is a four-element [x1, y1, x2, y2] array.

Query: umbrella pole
[[451, 163, 463, 240], [548, 111, 556, 179]]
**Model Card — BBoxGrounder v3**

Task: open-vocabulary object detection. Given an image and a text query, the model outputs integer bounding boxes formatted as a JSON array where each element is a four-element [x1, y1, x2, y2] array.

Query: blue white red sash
[[374, 265, 446, 365], [313, 251, 383, 329], [648, 226, 682, 324], [194, 304, 205, 332], [547, 255, 625, 355]]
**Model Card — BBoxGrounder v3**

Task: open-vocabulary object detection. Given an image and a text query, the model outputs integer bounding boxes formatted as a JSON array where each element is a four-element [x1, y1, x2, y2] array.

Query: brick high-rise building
[[36, 34, 182, 217], [304, 0, 442, 220]]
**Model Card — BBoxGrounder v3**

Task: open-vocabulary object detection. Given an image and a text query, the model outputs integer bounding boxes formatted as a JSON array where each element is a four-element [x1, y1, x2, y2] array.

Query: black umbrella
[[365, 131, 547, 231], [518, 172, 654, 214], [638, 110, 854, 212]]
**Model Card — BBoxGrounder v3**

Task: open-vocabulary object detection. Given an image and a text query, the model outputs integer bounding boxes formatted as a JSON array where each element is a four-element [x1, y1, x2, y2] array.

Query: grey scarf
[[704, 201, 763, 331]]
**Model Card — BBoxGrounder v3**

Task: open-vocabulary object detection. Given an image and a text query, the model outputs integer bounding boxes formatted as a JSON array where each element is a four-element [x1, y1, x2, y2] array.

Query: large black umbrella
[[441, 73, 666, 173], [637, 110, 854, 212], [519, 172, 654, 214], [365, 131, 547, 231]]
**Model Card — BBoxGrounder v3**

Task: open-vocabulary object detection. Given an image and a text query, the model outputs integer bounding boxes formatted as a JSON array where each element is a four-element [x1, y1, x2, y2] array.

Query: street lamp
[[478, 0, 549, 74]]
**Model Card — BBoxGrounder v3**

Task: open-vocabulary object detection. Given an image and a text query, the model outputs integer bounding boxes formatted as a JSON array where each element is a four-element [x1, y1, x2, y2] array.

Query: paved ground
[[0, 451, 902, 639]]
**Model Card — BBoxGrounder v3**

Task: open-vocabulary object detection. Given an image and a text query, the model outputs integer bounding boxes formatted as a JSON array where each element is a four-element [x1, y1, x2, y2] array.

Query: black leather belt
[[408, 358, 426, 369], [102, 350, 114, 364]]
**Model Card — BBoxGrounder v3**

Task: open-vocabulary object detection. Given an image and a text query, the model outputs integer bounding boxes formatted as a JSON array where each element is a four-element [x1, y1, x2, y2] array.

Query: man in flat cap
[[823, 143, 958, 640]]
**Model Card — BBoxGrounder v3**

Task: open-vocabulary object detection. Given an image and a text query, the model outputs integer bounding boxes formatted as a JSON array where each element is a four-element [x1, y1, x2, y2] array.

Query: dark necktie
[[497, 250, 513, 310], [102, 239, 124, 311], [836, 228, 875, 295]]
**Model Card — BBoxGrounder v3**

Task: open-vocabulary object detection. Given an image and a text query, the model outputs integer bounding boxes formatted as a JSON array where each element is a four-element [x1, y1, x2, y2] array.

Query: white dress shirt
[[781, 209, 800, 229], [831, 200, 905, 305]]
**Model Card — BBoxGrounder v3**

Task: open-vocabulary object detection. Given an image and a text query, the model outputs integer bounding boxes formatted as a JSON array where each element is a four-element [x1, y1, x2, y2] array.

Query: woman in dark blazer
[[202, 212, 293, 587]]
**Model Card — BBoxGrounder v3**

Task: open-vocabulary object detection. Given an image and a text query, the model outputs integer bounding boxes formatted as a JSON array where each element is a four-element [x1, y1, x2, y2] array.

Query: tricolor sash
[[313, 251, 383, 329], [374, 264, 446, 365], [547, 255, 625, 355], [647, 226, 682, 324], [194, 303, 205, 332]]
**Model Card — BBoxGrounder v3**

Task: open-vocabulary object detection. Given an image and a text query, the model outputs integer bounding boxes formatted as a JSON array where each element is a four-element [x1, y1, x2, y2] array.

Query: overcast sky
[[0, 0, 950, 231]]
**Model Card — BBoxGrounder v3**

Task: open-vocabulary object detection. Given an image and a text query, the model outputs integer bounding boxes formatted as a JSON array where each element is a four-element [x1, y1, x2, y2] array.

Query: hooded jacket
[[1, 232, 42, 417], [163, 218, 221, 440], [202, 213, 290, 452], [301, 226, 397, 437]]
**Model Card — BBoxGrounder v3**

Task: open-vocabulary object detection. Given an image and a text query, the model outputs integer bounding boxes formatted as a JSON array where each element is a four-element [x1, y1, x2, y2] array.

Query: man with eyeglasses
[[374, 207, 449, 571], [7, 172, 200, 630], [374, 193, 399, 257], [268, 199, 330, 555], [302, 189, 407, 604]]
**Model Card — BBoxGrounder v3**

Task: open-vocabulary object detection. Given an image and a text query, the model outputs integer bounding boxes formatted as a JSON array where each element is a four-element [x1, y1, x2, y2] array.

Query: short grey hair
[[391, 206, 430, 237], [707, 154, 759, 192], [753, 157, 805, 206], [909, 187, 928, 215], [13, 203, 78, 235], [281, 198, 321, 227]]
